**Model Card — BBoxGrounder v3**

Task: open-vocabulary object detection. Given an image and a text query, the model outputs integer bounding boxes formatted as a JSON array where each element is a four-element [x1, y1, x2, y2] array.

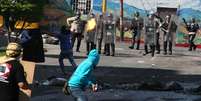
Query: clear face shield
[[165, 15, 170, 22]]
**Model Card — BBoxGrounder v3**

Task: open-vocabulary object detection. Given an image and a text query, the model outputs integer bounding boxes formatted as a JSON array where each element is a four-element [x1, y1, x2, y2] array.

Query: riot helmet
[[90, 13, 95, 18], [191, 18, 196, 23], [135, 11, 140, 17], [165, 15, 171, 22]]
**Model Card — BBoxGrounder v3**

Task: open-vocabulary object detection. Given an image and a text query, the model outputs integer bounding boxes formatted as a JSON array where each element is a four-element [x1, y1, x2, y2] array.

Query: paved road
[[31, 41, 201, 101]]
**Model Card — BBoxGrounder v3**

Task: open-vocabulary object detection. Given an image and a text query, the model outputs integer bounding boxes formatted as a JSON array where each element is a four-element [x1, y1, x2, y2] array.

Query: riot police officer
[[161, 15, 173, 55], [96, 14, 104, 54], [85, 13, 97, 55], [103, 13, 116, 56], [183, 18, 199, 51], [143, 14, 157, 57], [153, 12, 163, 54], [129, 12, 144, 50], [67, 12, 85, 52]]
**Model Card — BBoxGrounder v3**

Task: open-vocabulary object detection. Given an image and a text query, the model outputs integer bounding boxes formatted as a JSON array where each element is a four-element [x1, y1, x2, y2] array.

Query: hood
[[88, 49, 100, 66]]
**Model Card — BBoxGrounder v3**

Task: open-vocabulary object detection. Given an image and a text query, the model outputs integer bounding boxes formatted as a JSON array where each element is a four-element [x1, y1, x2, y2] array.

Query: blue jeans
[[59, 50, 77, 73], [69, 87, 88, 101]]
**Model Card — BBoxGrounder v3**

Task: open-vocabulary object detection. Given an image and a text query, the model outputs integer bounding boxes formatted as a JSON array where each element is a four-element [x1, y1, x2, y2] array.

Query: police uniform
[[96, 15, 104, 54], [154, 15, 162, 54], [144, 16, 157, 57], [103, 15, 116, 56], [67, 15, 85, 52], [185, 19, 199, 51], [85, 14, 97, 55], [161, 15, 175, 55], [129, 13, 144, 50]]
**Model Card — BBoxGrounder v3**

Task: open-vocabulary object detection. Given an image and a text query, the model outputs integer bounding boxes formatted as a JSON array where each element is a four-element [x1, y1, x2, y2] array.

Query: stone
[[138, 81, 164, 91], [164, 81, 184, 91]]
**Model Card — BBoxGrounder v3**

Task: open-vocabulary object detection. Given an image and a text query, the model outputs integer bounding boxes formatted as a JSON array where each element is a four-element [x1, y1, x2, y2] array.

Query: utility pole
[[120, 0, 124, 41], [102, 0, 107, 14]]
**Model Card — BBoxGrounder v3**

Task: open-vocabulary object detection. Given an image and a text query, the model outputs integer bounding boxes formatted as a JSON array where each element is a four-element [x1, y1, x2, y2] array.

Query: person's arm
[[16, 62, 31, 96], [67, 16, 77, 26], [18, 82, 29, 89], [86, 75, 98, 92], [20, 30, 31, 44]]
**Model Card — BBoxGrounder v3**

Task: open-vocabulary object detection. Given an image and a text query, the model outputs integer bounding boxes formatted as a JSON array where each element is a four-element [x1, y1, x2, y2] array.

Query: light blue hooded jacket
[[68, 49, 100, 89]]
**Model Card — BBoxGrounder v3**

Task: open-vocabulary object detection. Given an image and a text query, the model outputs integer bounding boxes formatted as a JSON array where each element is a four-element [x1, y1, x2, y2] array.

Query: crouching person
[[66, 49, 100, 101], [0, 43, 31, 101]]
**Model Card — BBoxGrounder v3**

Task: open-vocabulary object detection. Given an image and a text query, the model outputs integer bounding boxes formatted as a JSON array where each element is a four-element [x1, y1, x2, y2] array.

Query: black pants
[[105, 43, 115, 56], [72, 33, 82, 52], [130, 30, 141, 50], [163, 32, 173, 54], [144, 44, 155, 57], [98, 38, 103, 54], [188, 34, 196, 51], [156, 32, 160, 53], [86, 42, 96, 54]]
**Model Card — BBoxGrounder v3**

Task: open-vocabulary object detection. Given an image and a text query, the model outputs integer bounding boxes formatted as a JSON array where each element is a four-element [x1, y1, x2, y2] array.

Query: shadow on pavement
[[33, 64, 201, 85], [45, 54, 87, 59], [97, 100, 132, 101], [113, 53, 143, 58], [30, 64, 201, 100]]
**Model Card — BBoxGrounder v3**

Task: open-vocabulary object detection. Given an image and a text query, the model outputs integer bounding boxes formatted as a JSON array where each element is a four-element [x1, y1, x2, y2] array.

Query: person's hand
[[92, 84, 98, 92], [20, 88, 32, 97]]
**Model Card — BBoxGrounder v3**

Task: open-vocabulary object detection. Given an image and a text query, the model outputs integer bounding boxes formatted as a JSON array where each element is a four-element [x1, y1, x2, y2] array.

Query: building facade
[[71, 0, 93, 14]]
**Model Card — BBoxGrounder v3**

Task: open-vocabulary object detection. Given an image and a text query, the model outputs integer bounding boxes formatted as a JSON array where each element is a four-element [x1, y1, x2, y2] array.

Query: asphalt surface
[[31, 41, 201, 101]]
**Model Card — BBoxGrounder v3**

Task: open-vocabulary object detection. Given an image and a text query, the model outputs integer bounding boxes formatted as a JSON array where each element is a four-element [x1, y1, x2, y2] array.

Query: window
[[72, 0, 92, 14]]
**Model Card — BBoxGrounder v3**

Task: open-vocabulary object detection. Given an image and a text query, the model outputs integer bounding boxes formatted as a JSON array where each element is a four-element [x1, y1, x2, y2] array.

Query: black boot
[[168, 42, 172, 55], [151, 45, 155, 57], [129, 46, 134, 49], [86, 42, 90, 55], [98, 40, 102, 54], [136, 40, 140, 50], [188, 45, 193, 51], [163, 41, 167, 55], [193, 44, 197, 51], [156, 44, 160, 54], [156, 32, 160, 54], [76, 38, 81, 52], [105, 44, 110, 56], [129, 40, 135, 49], [143, 45, 149, 56], [111, 43, 115, 56]]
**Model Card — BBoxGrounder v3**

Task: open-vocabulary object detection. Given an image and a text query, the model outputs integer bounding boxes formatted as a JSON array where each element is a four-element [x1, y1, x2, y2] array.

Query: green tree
[[0, 0, 47, 42]]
